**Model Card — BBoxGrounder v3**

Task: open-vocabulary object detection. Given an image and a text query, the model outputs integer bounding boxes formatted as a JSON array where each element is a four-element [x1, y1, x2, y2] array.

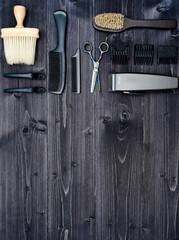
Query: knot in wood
[[52, 172, 57, 178], [156, 3, 170, 13], [71, 162, 76, 167], [103, 116, 111, 123], [171, 176, 177, 182], [23, 127, 28, 133], [86, 128, 92, 135], [25, 186, 30, 191], [129, 223, 136, 229], [121, 110, 130, 122], [160, 172, 165, 177], [108, 220, 114, 225], [171, 29, 179, 38], [25, 226, 30, 232]]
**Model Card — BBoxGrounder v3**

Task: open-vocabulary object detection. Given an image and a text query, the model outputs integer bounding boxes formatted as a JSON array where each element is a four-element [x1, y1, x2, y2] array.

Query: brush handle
[[14, 5, 26, 28], [126, 18, 177, 30]]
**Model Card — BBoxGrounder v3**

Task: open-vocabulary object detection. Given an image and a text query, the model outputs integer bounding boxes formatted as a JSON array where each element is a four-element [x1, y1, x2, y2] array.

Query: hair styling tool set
[[90, 12, 178, 93], [1, 5, 46, 94], [0, 6, 178, 95]]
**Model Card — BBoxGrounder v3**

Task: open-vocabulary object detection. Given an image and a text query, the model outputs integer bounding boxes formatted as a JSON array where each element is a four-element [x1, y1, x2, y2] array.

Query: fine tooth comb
[[71, 19, 81, 94], [1, 5, 39, 65], [157, 46, 178, 64], [134, 44, 154, 65], [110, 46, 130, 64], [49, 10, 67, 94], [93, 13, 177, 33]]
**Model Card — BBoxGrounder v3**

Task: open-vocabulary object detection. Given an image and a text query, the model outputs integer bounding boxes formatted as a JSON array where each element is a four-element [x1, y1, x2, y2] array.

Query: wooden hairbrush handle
[[14, 5, 26, 28], [126, 18, 177, 30]]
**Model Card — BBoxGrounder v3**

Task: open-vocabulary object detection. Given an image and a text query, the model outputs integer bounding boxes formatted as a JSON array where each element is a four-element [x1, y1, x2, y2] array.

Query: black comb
[[157, 46, 178, 64], [134, 44, 154, 65], [71, 19, 81, 94], [110, 46, 130, 64], [49, 10, 67, 94]]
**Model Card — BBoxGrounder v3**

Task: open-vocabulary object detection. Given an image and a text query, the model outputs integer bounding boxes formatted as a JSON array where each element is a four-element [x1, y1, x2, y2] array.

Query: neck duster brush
[[1, 5, 39, 65]]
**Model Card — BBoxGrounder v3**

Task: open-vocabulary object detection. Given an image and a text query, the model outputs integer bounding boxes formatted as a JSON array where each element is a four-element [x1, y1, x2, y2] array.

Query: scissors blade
[[91, 67, 99, 93]]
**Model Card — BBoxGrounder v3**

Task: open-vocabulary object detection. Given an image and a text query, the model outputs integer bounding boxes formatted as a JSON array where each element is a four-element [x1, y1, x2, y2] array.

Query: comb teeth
[[111, 46, 130, 64], [134, 44, 154, 65], [49, 51, 62, 92], [157, 46, 178, 64], [71, 51, 80, 94], [158, 58, 177, 64], [71, 57, 77, 91]]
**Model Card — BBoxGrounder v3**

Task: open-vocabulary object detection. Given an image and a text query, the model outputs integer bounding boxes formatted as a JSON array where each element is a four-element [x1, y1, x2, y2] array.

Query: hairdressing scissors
[[83, 40, 109, 93]]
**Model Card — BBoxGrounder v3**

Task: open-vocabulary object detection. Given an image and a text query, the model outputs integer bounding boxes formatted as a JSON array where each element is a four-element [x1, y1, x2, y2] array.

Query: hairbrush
[[93, 13, 177, 33], [1, 5, 39, 65], [49, 10, 67, 94]]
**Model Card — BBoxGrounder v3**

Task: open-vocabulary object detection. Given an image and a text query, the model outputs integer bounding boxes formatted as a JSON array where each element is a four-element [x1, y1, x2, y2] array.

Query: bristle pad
[[95, 13, 124, 30], [3, 36, 37, 65]]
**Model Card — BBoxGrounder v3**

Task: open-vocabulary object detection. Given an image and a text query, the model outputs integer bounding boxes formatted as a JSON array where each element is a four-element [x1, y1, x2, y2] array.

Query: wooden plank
[[47, 0, 97, 239], [94, 0, 144, 239], [0, 0, 179, 239], [0, 0, 48, 239]]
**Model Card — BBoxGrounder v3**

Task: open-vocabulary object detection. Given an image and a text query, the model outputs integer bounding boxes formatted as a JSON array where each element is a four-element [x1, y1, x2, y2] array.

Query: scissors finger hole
[[99, 42, 109, 52], [83, 42, 93, 52]]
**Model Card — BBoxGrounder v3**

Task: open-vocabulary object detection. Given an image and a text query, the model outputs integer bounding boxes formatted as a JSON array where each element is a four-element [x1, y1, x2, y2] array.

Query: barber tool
[[134, 44, 154, 65], [157, 46, 178, 64], [3, 72, 46, 80], [83, 40, 109, 93], [93, 13, 177, 33], [71, 19, 81, 94], [110, 73, 178, 92], [1, 5, 39, 65], [110, 46, 130, 64], [49, 10, 67, 94], [4, 87, 46, 93]]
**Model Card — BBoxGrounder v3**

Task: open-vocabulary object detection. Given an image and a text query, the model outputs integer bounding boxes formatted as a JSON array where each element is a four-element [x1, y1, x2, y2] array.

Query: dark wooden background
[[0, 0, 179, 239]]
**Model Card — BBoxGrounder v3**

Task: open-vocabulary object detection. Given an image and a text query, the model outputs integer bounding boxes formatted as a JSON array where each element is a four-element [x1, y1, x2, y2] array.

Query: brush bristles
[[3, 36, 37, 65], [94, 13, 124, 30]]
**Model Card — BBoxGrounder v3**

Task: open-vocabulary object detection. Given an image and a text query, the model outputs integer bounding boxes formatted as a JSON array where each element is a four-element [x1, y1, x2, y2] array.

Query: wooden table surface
[[0, 0, 179, 239]]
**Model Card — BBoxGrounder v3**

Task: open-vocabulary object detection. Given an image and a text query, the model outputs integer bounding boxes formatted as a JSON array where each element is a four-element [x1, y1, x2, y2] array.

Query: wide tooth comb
[[134, 44, 154, 65], [110, 46, 130, 64]]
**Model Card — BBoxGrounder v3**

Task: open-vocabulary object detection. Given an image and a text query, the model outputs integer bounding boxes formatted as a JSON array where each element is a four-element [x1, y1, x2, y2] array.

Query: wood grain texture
[[0, 0, 179, 239], [0, 0, 48, 239]]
